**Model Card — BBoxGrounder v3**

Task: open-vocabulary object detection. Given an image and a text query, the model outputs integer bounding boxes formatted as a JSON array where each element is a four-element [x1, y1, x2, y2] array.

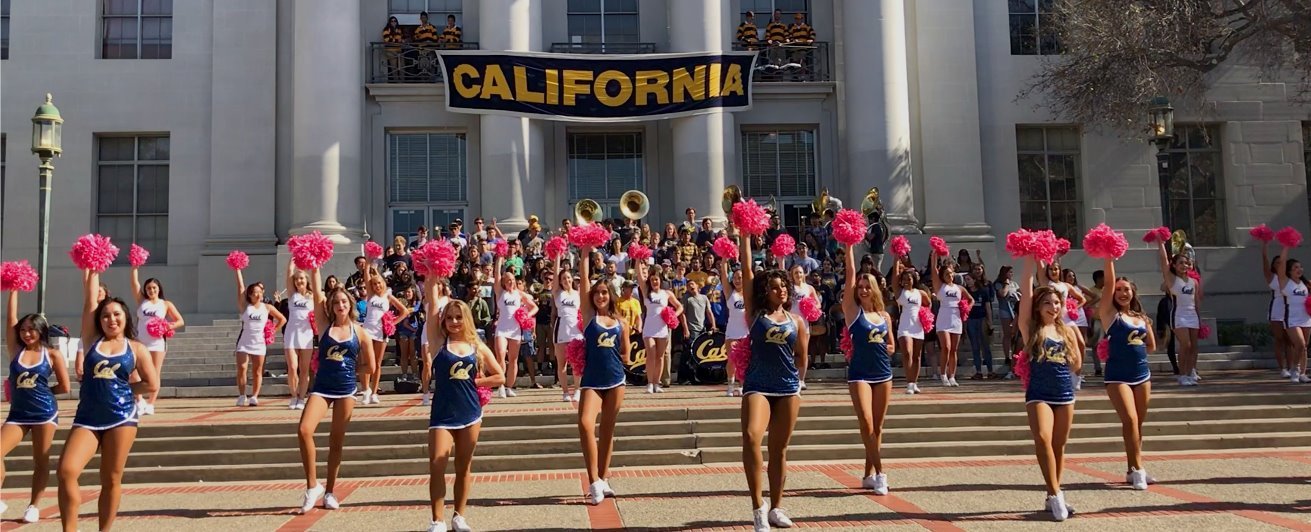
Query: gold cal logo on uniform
[[15, 372, 38, 389], [449, 361, 473, 380], [93, 360, 121, 379], [1127, 329, 1147, 346], [325, 346, 348, 362], [765, 326, 790, 345], [596, 332, 617, 348], [869, 330, 886, 345]]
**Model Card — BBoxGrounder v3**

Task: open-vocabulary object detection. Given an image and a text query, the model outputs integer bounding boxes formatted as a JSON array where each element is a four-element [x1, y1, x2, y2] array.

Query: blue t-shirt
[[968, 284, 994, 320]]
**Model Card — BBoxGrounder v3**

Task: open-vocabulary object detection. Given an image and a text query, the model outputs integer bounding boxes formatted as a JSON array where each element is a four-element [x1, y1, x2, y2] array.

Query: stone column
[[479, 0, 545, 233], [840, 0, 918, 233], [291, 0, 365, 242], [668, 0, 736, 223]]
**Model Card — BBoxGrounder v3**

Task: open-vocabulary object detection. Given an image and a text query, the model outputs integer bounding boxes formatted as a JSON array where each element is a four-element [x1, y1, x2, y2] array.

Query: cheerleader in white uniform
[[1156, 242, 1202, 385], [786, 263, 817, 390], [360, 269, 410, 405], [929, 254, 973, 387], [492, 254, 538, 398], [551, 255, 585, 402], [232, 269, 286, 406], [283, 261, 317, 410], [1276, 244, 1310, 383], [719, 255, 748, 396], [891, 258, 929, 394], [1261, 241, 1292, 377], [130, 264, 184, 415], [635, 262, 683, 394], [420, 280, 451, 406]]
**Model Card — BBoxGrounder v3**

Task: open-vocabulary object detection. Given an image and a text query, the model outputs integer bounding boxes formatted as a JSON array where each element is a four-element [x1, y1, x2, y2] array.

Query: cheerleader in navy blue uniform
[[295, 267, 376, 514], [575, 241, 632, 505], [737, 230, 809, 532], [839, 240, 894, 495], [2, 287, 71, 523], [1017, 256, 1081, 521], [57, 266, 160, 532], [129, 260, 184, 415], [422, 283, 505, 532], [1096, 255, 1158, 490]]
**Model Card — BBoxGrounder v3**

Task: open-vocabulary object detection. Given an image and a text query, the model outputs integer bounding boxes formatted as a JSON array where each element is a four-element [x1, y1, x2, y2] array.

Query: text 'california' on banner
[[437, 50, 757, 122]]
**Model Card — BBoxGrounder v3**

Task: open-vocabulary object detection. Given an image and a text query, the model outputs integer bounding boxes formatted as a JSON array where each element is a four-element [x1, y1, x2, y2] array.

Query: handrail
[[548, 42, 658, 54], [367, 41, 481, 84], [731, 41, 832, 82]]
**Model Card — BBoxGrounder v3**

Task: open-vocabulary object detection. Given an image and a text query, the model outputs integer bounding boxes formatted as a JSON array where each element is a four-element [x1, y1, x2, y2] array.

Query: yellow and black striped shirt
[[735, 22, 759, 46], [382, 26, 405, 45], [441, 25, 463, 45], [787, 23, 815, 43], [413, 23, 439, 43], [765, 21, 788, 43]]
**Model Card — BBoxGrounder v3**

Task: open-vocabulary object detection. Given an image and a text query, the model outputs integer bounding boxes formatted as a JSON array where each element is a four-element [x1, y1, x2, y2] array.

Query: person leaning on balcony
[[786, 12, 816, 74], [441, 14, 463, 49], [765, 9, 788, 66], [382, 16, 406, 81], [736, 10, 760, 50], [412, 12, 440, 80]]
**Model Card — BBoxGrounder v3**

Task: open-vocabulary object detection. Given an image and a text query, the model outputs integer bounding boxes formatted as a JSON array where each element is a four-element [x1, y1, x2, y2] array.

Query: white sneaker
[[563, 392, 573, 402], [586, 480, 606, 505], [248, 395, 260, 406], [861, 473, 889, 495], [427, 521, 448, 532], [236, 395, 248, 407], [905, 383, 916, 395], [451, 513, 472, 532], [289, 397, 299, 410], [601, 479, 616, 497], [360, 387, 373, 401], [145, 403, 156, 415], [752, 507, 770, 532], [300, 483, 325, 514], [1127, 468, 1148, 490], [505, 388, 518, 397], [1190, 369, 1201, 381], [1281, 369, 1292, 378], [948, 377, 959, 387], [21, 504, 40, 523], [324, 492, 340, 510], [498, 386, 507, 398], [1046, 493, 1069, 521], [1005, 371, 1016, 380], [1074, 376, 1083, 391], [421, 392, 432, 406], [573, 389, 581, 401], [940, 375, 950, 386], [370, 393, 383, 405], [1301, 375, 1311, 383], [654, 385, 666, 393], [799, 381, 808, 391], [911, 383, 922, 394], [647, 384, 656, 394], [767, 507, 794, 528], [727, 387, 737, 397], [1293, 369, 1303, 384]]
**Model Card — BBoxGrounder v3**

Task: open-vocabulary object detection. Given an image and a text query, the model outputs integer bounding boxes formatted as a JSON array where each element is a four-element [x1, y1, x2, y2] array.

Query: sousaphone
[[619, 190, 649, 220], [574, 199, 603, 225]]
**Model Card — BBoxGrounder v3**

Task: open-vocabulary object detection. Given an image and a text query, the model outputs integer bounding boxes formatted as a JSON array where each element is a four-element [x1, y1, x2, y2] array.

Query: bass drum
[[691, 332, 727, 384], [624, 331, 648, 386]]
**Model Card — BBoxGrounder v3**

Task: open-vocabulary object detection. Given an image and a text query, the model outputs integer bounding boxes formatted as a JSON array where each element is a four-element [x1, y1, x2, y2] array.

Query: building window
[[1016, 126, 1082, 244], [2, 0, 10, 60], [97, 136, 169, 262], [567, 132, 643, 218], [388, 0, 462, 25], [567, 0, 639, 44], [1163, 124, 1225, 246], [1009, 0, 1059, 55], [102, 0, 172, 59], [742, 130, 816, 199], [740, 0, 809, 21], [388, 132, 467, 239]]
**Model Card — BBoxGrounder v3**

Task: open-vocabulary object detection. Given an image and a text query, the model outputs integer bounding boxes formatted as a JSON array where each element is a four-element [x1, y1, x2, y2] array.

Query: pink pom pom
[[1198, 324, 1211, 340], [307, 310, 318, 335], [412, 240, 457, 278], [493, 239, 509, 258], [515, 307, 535, 330], [729, 337, 752, 382], [226, 250, 250, 271], [889, 236, 910, 258], [1082, 224, 1128, 260], [660, 306, 679, 329], [146, 317, 175, 339], [1250, 224, 1275, 243], [288, 231, 335, 270], [929, 236, 949, 257], [918, 306, 935, 332], [263, 319, 276, 345], [69, 234, 120, 273], [568, 224, 611, 249], [566, 339, 587, 376], [958, 298, 971, 318], [1013, 351, 1031, 388], [129, 244, 150, 268], [1277, 226, 1303, 248], [1031, 230, 1059, 263], [628, 243, 652, 262], [477, 386, 493, 407], [731, 200, 770, 237], [831, 209, 867, 246], [1005, 229, 1036, 259], [1187, 270, 1200, 282], [839, 327, 853, 362], [770, 233, 796, 258], [1096, 338, 1109, 363], [544, 236, 569, 260], [364, 241, 384, 260], [712, 236, 738, 260], [1065, 298, 1079, 321], [1143, 226, 1172, 244], [1055, 238, 1071, 257], [382, 311, 397, 337], [1, 261, 39, 292], [798, 295, 821, 322]]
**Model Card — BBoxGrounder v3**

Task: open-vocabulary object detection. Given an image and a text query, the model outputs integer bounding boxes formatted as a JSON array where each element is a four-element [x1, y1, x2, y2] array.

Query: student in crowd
[[736, 10, 760, 49]]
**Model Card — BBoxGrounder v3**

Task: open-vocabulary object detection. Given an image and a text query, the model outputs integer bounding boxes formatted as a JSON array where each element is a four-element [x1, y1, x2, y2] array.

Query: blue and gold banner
[[438, 51, 756, 122]]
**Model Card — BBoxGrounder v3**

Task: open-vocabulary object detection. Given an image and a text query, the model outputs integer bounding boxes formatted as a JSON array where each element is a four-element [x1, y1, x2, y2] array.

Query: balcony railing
[[367, 42, 480, 84], [732, 41, 831, 82], [549, 42, 658, 54]]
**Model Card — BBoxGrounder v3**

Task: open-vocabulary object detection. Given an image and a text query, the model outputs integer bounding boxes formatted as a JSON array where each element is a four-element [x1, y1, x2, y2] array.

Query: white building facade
[[1, 0, 1308, 323]]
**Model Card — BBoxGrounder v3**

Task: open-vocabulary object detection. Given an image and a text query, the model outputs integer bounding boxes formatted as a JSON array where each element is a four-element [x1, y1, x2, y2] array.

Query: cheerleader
[[129, 264, 183, 415], [1156, 241, 1202, 385], [840, 240, 894, 494], [929, 254, 973, 387], [492, 254, 538, 398], [1061, 269, 1097, 385], [73, 274, 110, 381], [284, 261, 317, 410], [58, 267, 160, 531], [420, 280, 452, 406], [551, 256, 584, 402], [396, 286, 423, 383], [1276, 245, 1310, 382], [576, 241, 633, 505], [635, 262, 682, 393], [1096, 256, 1158, 490], [891, 257, 928, 394], [737, 233, 809, 532], [233, 269, 286, 406], [2, 288, 71, 523], [1017, 256, 1081, 521], [297, 267, 376, 513], [719, 254, 748, 396], [1043, 262, 1087, 383], [423, 293, 505, 532], [785, 263, 817, 390], [1261, 241, 1291, 377], [360, 269, 410, 405]]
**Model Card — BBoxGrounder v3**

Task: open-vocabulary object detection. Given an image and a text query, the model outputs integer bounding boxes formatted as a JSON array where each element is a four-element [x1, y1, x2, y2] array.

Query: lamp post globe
[[31, 93, 63, 317]]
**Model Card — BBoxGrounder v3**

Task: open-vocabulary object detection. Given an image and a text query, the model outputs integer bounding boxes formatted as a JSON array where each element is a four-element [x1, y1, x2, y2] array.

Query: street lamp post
[[31, 94, 64, 317], [1148, 96, 1176, 230]]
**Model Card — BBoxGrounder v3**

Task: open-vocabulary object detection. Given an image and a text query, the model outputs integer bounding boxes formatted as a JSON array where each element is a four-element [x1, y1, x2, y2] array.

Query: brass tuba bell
[[574, 199, 603, 225], [722, 185, 743, 213], [619, 190, 649, 220], [859, 187, 882, 216], [1169, 229, 1189, 257], [812, 188, 830, 214]]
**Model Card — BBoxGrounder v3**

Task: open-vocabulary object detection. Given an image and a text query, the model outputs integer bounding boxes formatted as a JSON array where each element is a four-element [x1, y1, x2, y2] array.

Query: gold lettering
[[722, 63, 744, 96], [449, 361, 473, 380], [695, 341, 727, 363], [1127, 330, 1146, 346], [596, 332, 617, 348], [480, 65, 513, 100], [93, 360, 121, 379], [452, 64, 481, 99], [765, 326, 789, 345], [16, 371, 37, 389], [513, 66, 545, 104], [869, 331, 886, 345], [326, 346, 347, 362], [633, 70, 670, 106], [671, 66, 706, 103], [708, 62, 722, 98], [594, 70, 634, 107], [562, 70, 594, 106], [545, 69, 560, 105]]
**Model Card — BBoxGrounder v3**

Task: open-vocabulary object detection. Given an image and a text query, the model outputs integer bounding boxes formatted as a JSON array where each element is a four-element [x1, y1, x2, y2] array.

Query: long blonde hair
[[1023, 286, 1080, 362], [437, 299, 480, 346], [854, 273, 886, 313]]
